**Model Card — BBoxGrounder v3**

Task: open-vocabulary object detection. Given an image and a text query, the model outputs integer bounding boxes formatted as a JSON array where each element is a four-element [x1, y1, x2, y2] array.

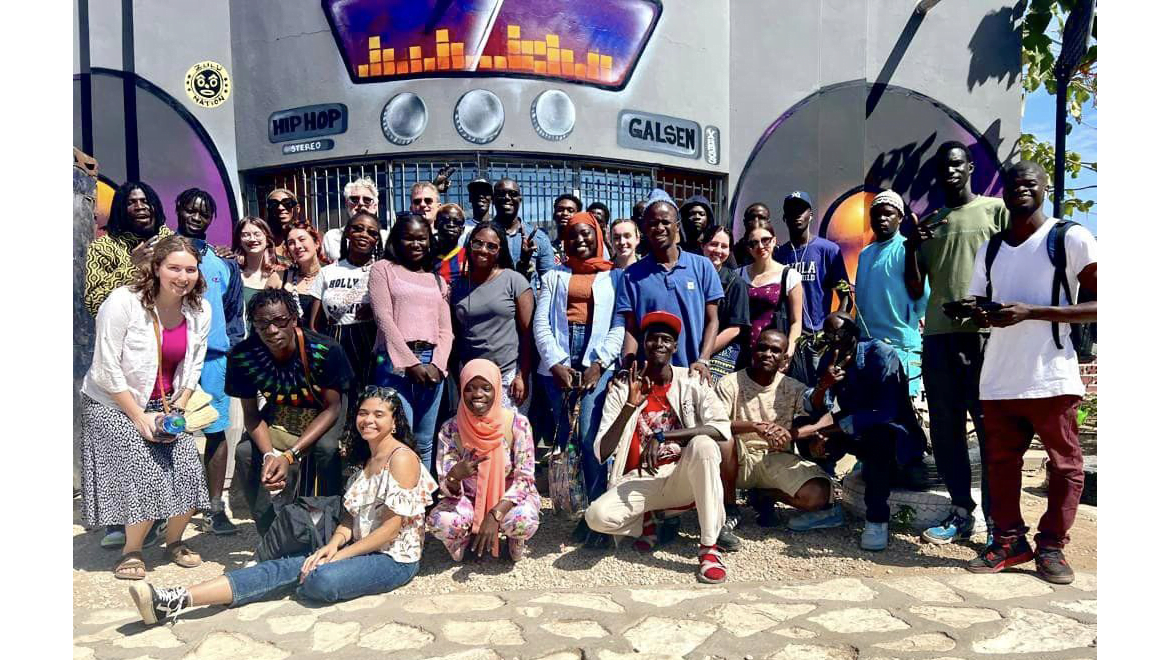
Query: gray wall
[[229, 0, 730, 174], [728, 0, 1022, 234]]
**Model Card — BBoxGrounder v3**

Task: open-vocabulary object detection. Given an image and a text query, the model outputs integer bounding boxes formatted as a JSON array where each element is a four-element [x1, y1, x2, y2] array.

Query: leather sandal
[[166, 542, 202, 568], [113, 551, 146, 580]]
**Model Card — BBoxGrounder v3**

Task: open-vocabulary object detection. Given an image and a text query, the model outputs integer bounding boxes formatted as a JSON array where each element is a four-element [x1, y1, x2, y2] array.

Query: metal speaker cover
[[454, 89, 504, 144], [531, 89, 575, 141], [381, 93, 428, 145]]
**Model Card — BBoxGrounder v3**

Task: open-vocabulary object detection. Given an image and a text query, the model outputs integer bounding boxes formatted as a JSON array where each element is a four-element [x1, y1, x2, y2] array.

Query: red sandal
[[697, 545, 727, 584], [633, 513, 657, 553]]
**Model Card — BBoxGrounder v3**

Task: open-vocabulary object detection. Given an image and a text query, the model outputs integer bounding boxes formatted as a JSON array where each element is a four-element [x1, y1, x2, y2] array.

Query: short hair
[[755, 327, 789, 352], [1005, 159, 1048, 183], [587, 201, 611, 224], [410, 181, 439, 198], [554, 193, 583, 212], [935, 140, 973, 165], [826, 312, 859, 338], [108, 181, 166, 236], [339, 211, 384, 262], [744, 202, 770, 218], [175, 187, 218, 221], [631, 201, 648, 223], [436, 203, 465, 219], [384, 213, 435, 268], [344, 177, 379, 200], [465, 221, 515, 272], [246, 288, 299, 326]]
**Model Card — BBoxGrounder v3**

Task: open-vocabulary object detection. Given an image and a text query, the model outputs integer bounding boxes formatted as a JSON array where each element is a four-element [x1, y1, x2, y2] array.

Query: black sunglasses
[[267, 198, 298, 210]]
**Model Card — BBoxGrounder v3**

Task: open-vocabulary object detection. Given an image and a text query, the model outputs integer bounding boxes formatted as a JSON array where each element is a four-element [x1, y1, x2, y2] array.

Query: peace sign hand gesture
[[817, 349, 853, 389], [626, 361, 651, 408], [518, 225, 537, 264]]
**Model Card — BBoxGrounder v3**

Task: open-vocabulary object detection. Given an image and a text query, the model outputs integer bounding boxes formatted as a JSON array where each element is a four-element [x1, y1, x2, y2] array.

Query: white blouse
[[342, 452, 438, 563], [81, 286, 212, 410]]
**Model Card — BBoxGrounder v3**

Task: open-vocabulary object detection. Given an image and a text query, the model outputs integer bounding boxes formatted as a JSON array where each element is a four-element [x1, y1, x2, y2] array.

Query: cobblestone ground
[[74, 472, 1097, 659]]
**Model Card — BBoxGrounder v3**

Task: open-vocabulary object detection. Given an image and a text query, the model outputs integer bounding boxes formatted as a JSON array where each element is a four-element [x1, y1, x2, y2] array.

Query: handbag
[[255, 491, 342, 561], [548, 390, 589, 519]]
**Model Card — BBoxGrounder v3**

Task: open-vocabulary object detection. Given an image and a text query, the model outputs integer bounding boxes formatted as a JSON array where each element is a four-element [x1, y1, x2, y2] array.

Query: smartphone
[[570, 370, 582, 389]]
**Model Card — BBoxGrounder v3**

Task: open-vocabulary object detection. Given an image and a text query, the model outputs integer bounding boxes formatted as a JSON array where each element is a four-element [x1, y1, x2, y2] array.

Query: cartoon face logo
[[184, 61, 231, 108]]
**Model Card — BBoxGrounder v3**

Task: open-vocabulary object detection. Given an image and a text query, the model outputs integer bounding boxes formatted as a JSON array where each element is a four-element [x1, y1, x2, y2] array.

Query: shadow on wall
[[732, 80, 1006, 282], [967, 4, 1025, 92]]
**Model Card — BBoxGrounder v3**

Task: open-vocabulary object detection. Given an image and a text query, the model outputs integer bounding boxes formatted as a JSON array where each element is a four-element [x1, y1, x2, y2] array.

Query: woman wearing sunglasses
[[264, 188, 303, 260], [450, 221, 535, 414], [736, 223, 803, 361]]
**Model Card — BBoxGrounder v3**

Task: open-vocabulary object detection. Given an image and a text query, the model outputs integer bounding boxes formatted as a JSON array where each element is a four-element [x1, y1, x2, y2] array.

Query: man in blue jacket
[[176, 188, 245, 535]]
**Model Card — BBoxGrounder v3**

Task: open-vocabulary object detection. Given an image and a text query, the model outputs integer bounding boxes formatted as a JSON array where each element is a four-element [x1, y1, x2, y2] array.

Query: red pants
[[982, 395, 1083, 550]]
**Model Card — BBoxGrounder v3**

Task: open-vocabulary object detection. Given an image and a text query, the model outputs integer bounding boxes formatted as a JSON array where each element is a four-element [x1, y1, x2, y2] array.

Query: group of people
[[77, 141, 1097, 628]]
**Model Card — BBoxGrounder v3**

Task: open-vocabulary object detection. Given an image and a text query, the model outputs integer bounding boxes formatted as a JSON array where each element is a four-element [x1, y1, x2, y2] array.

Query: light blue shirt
[[855, 233, 927, 396], [533, 266, 627, 376]]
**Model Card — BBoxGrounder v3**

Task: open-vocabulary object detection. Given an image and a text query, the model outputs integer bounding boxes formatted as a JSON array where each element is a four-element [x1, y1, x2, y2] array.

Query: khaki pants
[[585, 435, 725, 547]]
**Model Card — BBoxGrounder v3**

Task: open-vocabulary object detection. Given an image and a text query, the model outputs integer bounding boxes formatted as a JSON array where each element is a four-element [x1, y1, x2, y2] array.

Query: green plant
[[1019, 0, 1097, 218], [891, 505, 917, 532]]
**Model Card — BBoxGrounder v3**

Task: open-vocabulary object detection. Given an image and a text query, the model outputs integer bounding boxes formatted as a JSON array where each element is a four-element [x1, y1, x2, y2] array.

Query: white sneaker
[[860, 522, 888, 551]]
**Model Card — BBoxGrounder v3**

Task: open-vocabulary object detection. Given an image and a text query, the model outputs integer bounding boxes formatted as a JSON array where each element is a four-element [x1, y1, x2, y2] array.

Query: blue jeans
[[373, 347, 444, 474], [226, 552, 418, 606], [544, 322, 612, 502]]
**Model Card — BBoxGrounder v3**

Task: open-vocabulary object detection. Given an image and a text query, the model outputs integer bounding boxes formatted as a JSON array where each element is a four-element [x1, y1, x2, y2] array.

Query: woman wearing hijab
[[534, 211, 625, 544], [426, 360, 539, 562]]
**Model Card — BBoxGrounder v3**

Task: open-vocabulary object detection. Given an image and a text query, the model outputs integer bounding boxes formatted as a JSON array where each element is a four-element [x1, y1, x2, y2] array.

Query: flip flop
[[166, 542, 202, 568], [114, 551, 146, 580]]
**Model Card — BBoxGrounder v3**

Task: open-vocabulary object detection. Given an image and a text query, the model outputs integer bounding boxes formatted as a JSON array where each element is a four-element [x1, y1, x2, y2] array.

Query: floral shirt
[[342, 449, 438, 563], [434, 415, 539, 509]]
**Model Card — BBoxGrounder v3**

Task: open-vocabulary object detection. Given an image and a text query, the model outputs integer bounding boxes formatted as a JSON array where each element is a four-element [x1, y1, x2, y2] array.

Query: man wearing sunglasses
[[226, 289, 353, 535], [323, 177, 388, 262], [410, 181, 442, 227], [493, 177, 555, 281]]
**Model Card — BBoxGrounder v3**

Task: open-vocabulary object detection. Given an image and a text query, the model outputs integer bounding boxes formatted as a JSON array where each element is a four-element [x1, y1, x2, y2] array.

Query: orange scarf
[[562, 211, 613, 274], [455, 359, 511, 556]]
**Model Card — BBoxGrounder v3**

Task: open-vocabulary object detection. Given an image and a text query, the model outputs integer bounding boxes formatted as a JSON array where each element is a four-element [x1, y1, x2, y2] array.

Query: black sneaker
[[584, 531, 612, 549], [129, 583, 191, 625], [966, 537, 1035, 574], [1035, 548, 1075, 585], [757, 507, 783, 528], [572, 518, 590, 543], [207, 511, 238, 536], [143, 519, 165, 547], [657, 515, 681, 547], [723, 503, 742, 531], [716, 522, 743, 551]]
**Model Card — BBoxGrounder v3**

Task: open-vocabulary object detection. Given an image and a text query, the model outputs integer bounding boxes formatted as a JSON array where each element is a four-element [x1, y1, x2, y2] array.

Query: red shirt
[[151, 319, 187, 400], [624, 382, 682, 474]]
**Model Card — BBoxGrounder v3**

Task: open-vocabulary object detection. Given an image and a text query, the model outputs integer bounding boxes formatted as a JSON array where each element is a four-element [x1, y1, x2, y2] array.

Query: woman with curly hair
[[80, 235, 213, 580], [130, 386, 437, 624], [267, 221, 330, 326]]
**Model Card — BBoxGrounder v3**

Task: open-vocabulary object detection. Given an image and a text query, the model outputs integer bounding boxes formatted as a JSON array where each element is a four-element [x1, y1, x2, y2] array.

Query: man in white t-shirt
[[323, 177, 389, 261], [963, 161, 1097, 585]]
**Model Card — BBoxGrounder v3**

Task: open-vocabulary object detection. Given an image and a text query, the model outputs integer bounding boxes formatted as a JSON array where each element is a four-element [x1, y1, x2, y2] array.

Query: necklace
[[788, 241, 808, 266]]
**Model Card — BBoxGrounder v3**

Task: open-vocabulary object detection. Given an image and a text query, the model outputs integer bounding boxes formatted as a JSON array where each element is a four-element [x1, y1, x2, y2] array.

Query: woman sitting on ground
[[81, 235, 212, 580], [129, 386, 437, 624], [427, 360, 540, 562]]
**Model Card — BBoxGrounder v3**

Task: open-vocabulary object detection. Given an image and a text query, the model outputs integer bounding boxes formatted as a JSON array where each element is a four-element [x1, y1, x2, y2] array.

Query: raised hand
[[448, 452, 491, 484], [519, 225, 537, 264], [907, 210, 947, 247], [626, 361, 651, 407]]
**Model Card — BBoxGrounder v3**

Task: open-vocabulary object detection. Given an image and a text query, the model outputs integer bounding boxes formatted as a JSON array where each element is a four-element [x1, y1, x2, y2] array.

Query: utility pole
[[1052, 0, 1096, 217]]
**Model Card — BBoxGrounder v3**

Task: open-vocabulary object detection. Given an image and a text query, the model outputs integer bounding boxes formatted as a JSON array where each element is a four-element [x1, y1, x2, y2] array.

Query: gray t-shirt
[[450, 269, 532, 376]]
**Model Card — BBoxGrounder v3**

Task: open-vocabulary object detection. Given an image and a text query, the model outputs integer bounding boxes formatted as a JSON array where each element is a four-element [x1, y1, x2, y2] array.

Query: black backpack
[[984, 220, 1096, 360]]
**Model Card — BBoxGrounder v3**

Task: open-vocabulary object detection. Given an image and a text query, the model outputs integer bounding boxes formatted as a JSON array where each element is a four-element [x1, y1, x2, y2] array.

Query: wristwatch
[[653, 429, 666, 445], [289, 446, 303, 460]]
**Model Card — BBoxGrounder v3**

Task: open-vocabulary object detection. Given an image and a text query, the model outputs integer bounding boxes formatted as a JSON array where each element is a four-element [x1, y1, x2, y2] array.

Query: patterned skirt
[[80, 396, 210, 527]]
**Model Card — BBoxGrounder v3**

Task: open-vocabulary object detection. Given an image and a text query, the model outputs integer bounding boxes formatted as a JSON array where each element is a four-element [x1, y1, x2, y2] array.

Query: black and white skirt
[[80, 396, 211, 527]]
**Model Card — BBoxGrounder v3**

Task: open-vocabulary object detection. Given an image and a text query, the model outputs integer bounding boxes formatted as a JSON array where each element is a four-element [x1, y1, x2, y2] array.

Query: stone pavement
[[72, 571, 1096, 659]]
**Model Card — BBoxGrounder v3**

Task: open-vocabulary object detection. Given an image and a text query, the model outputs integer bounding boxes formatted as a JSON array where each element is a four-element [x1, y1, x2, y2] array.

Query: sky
[[1021, 88, 1097, 235]]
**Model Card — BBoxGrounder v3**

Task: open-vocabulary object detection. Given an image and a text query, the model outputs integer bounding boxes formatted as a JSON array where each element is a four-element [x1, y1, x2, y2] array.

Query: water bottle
[[156, 411, 187, 436]]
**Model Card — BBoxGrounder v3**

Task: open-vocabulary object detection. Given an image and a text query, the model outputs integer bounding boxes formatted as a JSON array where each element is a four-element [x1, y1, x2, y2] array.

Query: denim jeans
[[543, 322, 612, 502], [373, 347, 444, 474], [226, 552, 418, 606]]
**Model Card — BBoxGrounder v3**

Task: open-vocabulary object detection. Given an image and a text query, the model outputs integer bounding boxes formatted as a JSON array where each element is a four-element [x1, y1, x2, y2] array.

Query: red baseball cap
[[640, 310, 682, 337]]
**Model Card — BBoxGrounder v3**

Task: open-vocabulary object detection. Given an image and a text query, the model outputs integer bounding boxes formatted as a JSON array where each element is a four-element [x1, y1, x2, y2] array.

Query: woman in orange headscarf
[[426, 359, 540, 561]]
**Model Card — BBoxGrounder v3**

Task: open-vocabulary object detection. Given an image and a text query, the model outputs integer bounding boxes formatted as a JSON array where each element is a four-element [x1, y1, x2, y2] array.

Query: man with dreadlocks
[[176, 187, 245, 535], [84, 181, 173, 317]]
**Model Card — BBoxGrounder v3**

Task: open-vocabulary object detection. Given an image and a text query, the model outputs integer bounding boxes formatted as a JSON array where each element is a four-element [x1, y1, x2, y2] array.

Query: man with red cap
[[585, 311, 735, 584]]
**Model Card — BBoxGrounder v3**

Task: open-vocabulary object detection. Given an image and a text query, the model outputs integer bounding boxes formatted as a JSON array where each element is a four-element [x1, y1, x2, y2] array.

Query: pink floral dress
[[426, 414, 541, 560]]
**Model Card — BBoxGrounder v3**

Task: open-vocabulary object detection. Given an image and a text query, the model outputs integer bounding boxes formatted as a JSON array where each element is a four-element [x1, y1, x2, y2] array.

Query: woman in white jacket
[[533, 211, 625, 546], [81, 235, 213, 581]]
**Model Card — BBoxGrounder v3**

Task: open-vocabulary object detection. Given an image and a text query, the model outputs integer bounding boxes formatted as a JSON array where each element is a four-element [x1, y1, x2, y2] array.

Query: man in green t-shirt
[[903, 141, 1008, 545]]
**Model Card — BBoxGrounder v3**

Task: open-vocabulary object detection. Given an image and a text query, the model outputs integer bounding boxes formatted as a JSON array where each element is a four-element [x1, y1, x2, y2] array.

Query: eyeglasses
[[347, 224, 381, 236], [266, 198, 298, 210], [252, 315, 295, 329], [746, 236, 775, 249], [347, 195, 376, 206], [469, 239, 500, 253], [494, 190, 521, 199], [411, 196, 437, 206]]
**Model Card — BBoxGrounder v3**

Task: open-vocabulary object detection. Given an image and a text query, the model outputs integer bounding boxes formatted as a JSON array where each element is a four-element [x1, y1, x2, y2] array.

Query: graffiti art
[[323, 0, 661, 90]]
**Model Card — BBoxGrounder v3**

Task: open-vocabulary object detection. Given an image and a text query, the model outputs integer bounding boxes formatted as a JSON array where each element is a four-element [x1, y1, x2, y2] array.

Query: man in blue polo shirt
[[615, 191, 723, 382], [175, 188, 245, 536], [774, 191, 852, 332]]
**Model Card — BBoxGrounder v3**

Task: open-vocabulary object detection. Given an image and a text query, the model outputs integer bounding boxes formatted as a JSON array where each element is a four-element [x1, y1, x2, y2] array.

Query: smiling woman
[[80, 235, 213, 581]]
